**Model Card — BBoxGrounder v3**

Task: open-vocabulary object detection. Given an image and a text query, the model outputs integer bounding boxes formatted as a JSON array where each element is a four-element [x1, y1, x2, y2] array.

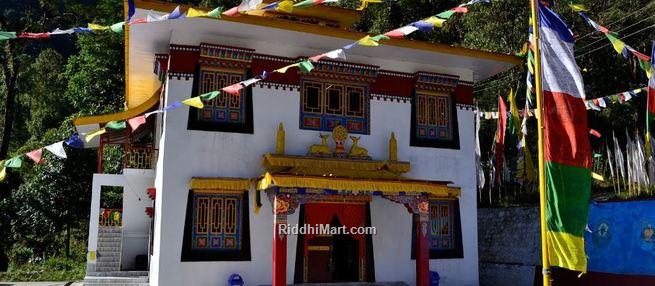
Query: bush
[[7, 245, 34, 266], [0, 256, 85, 282]]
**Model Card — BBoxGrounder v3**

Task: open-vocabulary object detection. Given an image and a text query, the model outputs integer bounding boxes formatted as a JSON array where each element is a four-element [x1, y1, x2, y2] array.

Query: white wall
[[121, 169, 155, 270], [148, 77, 478, 285]]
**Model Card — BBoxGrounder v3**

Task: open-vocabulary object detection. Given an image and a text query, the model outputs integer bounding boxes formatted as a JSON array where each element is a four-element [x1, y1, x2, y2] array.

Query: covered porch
[[256, 153, 460, 286]]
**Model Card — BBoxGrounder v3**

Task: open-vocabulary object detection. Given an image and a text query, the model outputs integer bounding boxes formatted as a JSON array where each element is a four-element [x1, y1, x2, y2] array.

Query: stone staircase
[[95, 227, 122, 272], [83, 227, 150, 285]]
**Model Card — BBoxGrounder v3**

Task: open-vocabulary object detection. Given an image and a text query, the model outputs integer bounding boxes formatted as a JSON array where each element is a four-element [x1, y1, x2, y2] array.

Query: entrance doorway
[[294, 203, 374, 283]]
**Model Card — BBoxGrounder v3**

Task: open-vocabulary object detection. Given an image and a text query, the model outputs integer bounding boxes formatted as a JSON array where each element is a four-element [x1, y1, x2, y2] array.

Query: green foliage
[[0, 256, 86, 282]]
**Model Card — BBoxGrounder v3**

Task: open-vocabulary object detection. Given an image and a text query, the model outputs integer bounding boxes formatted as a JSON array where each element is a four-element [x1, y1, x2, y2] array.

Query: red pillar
[[415, 212, 430, 286], [273, 208, 288, 286]]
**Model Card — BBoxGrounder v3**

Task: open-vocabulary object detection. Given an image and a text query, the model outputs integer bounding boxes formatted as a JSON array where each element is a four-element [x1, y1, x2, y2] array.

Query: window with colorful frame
[[187, 66, 254, 133], [411, 199, 463, 259], [410, 91, 460, 149], [299, 80, 369, 134], [181, 190, 251, 261]]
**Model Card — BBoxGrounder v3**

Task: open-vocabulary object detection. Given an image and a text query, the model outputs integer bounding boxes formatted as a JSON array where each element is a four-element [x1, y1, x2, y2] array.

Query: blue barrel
[[228, 273, 244, 286], [430, 271, 440, 286]]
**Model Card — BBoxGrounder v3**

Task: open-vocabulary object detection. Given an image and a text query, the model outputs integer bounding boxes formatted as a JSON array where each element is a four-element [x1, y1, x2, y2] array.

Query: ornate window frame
[[410, 72, 460, 149], [181, 190, 251, 261], [187, 43, 255, 134], [299, 80, 370, 134]]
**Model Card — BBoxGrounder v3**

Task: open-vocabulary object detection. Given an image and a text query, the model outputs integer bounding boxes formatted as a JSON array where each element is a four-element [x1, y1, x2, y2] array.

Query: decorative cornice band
[[256, 82, 301, 91], [456, 103, 475, 110], [169, 45, 200, 52], [371, 93, 411, 103], [168, 72, 194, 80]]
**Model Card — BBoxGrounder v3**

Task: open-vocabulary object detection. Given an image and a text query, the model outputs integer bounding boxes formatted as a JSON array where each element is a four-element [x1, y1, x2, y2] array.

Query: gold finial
[[275, 123, 285, 155], [389, 132, 398, 161]]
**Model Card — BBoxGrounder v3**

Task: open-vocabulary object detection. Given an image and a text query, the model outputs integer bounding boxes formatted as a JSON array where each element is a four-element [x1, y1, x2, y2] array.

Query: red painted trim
[[415, 214, 430, 286], [164, 43, 476, 104], [273, 214, 287, 286]]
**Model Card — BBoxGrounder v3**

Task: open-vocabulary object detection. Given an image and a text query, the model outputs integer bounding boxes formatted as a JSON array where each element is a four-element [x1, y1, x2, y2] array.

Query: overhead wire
[[575, 1, 655, 42]]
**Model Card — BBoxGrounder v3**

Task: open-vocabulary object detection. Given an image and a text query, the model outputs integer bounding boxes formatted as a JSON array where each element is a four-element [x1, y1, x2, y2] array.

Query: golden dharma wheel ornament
[[332, 125, 348, 141], [332, 125, 348, 157]]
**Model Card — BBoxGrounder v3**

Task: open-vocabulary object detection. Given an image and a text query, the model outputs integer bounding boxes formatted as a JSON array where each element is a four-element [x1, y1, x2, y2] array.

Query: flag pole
[[529, 0, 552, 285]]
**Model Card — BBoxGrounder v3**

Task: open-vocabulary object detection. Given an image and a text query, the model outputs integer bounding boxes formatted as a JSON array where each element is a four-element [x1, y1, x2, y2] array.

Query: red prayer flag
[[128, 115, 147, 132], [26, 148, 44, 164], [222, 83, 244, 95], [18, 32, 50, 39], [452, 6, 469, 13], [495, 95, 508, 184], [309, 54, 325, 62], [384, 29, 406, 39], [129, 17, 148, 25], [223, 6, 241, 17]]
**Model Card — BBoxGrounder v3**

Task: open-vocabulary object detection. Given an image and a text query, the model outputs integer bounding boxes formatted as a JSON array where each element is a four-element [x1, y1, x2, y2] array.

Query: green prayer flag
[[106, 121, 127, 130], [436, 10, 456, 19], [206, 7, 223, 18], [294, 0, 315, 8], [0, 31, 17, 41], [110, 22, 125, 33], [200, 91, 221, 101], [5, 156, 23, 168], [370, 34, 390, 42], [298, 60, 314, 73]]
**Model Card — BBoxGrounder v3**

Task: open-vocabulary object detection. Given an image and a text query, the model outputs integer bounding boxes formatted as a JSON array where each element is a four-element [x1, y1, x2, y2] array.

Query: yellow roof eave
[[189, 177, 252, 190], [258, 172, 459, 197], [133, 0, 521, 67], [72, 88, 160, 126]]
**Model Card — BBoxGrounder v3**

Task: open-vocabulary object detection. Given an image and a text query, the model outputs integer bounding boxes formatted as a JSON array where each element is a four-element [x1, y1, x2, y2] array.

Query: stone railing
[[125, 147, 158, 169]]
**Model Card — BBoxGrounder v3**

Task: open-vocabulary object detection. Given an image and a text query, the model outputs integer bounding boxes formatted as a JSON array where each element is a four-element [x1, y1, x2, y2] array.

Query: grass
[[0, 256, 85, 282]]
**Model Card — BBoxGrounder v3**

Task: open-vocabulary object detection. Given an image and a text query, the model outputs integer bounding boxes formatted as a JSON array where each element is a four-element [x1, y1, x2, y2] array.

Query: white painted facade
[[149, 81, 478, 285]]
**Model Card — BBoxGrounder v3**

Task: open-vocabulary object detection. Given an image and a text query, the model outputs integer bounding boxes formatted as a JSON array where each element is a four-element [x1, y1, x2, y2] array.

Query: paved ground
[[0, 282, 82, 286]]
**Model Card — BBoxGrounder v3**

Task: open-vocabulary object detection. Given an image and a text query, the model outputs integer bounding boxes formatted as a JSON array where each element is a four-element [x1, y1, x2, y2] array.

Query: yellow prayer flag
[[186, 8, 208, 18], [568, 3, 588, 12], [277, 0, 294, 13], [423, 16, 446, 28], [182, 96, 204, 109], [357, 0, 382, 10], [0, 161, 5, 182], [591, 172, 604, 181], [85, 128, 107, 143], [357, 35, 379, 47], [88, 23, 110, 30], [275, 63, 300, 74]]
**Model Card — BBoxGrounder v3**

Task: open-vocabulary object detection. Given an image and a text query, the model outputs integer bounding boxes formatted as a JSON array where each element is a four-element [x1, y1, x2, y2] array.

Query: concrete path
[[0, 282, 82, 286]]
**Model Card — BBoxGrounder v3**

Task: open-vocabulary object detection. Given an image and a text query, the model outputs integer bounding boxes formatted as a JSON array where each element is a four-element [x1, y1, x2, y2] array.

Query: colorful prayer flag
[[65, 134, 85, 149], [276, 0, 294, 13], [18, 32, 50, 39], [187, 7, 222, 18], [106, 121, 127, 130], [238, 0, 263, 12], [128, 115, 147, 132], [164, 101, 182, 111], [539, 4, 592, 272], [223, 6, 241, 17], [200, 91, 221, 101], [298, 60, 315, 73], [168, 6, 184, 19], [508, 88, 520, 138], [26, 149, 44, 164], [182, 96, 204, 109], [646, 42, 655, 155], [110, 22, 125, 33], [606, 33, 628, 58], [384, 26, 419, 39], [357, 35, 380, 46], [436, 10, 457, 19], [357, 0, 382, 10], [309, 49, 346, 62], [222, 83, 244, 95], [45, 141, 67, 159], [274, 63, 299, 73], [0, 32, 17, 41], [5, 156, 23, 168], [0, 165, 5, 181], [85, 128, 107, 143], [495, 95, 507, 185]]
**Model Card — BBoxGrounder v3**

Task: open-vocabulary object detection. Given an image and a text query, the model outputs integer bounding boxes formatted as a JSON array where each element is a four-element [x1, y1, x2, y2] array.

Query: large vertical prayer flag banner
[[647, 42, 655, 154], [539, 3, 592, 272], [586, 200, 655, 275]]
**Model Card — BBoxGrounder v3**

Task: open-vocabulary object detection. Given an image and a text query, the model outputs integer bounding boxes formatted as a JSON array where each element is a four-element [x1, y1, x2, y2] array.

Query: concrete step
[[87, 271, 149, 277], [83, 275, 149, 285], [97, 241, 121, 247], [97, 251, 121, 258], [98, 246, 121, 252], [94, 266, 121, 272], [98, 233, 122, 239], [98, 227, 122, 233]]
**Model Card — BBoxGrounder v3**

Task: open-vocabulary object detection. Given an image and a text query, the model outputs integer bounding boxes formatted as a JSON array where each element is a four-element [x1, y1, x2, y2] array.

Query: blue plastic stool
[[429, 271, 440, 286], [228, 273, 244, 286]]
